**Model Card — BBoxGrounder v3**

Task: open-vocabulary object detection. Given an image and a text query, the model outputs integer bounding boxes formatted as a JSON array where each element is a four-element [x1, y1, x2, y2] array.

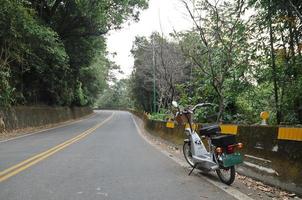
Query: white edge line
[[244, 154, 271, 163], [130, 113, 254, 200], [243, 161, 277, 174], [0, 112, 97, 143]]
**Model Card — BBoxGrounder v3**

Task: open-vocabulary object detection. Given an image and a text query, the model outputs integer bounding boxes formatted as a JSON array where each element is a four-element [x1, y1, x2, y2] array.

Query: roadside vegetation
[[100, 0, 302, 125], [0, 0, 147, 107]]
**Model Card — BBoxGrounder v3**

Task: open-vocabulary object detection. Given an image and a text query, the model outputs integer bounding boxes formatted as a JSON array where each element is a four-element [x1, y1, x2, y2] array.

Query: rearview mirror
[[172, 101, 178, 108]]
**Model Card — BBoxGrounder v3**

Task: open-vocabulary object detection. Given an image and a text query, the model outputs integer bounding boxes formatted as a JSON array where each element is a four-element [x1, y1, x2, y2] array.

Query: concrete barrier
[[130, 110, 302, 195], [145, 119, 186, 145], [236, 125, 302, 195], [0, 106, 92, 132]]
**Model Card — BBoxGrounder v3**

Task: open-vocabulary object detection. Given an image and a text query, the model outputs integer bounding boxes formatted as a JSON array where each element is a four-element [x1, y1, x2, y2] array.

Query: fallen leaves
[[237, 174, 299, 200]]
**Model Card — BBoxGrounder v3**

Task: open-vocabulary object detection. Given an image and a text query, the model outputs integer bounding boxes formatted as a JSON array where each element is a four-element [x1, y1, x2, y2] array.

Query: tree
[[96, 79, 133, 109], [0, 0, 148, 106], [180, 0, 251, 122], [0, 0, 69, 106], [130, 33, 189, 112], [249, 0, 302, 124]]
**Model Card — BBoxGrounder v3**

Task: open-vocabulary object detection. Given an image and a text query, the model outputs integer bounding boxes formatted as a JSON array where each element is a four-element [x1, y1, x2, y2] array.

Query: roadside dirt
[[133, 115, 301, 200]]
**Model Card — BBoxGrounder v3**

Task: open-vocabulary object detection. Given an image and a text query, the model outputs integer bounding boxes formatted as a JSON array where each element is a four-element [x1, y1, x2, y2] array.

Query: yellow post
[[166, 119, 175, 129], [260, 111, 269, 125]]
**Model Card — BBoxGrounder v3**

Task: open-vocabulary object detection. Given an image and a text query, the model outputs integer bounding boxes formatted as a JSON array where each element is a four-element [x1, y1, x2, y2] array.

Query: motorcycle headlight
[[184, 130, 191, 136]]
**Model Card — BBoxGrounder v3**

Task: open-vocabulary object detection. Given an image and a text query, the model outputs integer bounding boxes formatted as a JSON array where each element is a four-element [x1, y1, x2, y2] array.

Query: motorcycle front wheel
[[216, 166, 235, 185], [183, 142, 194, 167]]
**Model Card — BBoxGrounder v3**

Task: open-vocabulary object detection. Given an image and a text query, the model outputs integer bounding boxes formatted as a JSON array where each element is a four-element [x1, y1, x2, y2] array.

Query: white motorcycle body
[[186, 128, 219, 170]]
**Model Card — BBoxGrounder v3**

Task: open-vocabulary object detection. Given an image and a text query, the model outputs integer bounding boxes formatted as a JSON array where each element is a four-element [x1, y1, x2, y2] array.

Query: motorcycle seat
[[211, 135, 236, 147], [199, 124, 221, 137]]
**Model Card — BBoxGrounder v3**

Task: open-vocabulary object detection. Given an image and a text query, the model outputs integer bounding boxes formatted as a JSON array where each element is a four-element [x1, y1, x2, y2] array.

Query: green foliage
[[128, 0, 302, 125], [74, 81, 87, 106], [0, 0, 69, 105], [0, 0, 148, 107], [148, 108, 171, 121], [95, 79, 134, 109], [0, 70, 15, 106]]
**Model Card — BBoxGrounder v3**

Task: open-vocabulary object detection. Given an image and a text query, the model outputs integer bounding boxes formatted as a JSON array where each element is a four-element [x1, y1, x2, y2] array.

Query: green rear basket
[[221, 152, 243, 168]]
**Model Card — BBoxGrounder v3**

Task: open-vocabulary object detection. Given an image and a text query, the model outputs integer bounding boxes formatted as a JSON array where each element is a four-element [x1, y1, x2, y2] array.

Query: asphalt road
[[0, 110, 236, 200]]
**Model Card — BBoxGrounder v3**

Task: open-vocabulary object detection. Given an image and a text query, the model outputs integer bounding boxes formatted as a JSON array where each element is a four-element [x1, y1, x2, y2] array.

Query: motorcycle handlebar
[[174, 103, 216, 117], [192, 103, 216, 112]]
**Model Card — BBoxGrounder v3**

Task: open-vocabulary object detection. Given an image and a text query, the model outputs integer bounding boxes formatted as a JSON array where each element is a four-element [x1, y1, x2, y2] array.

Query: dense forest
[[2, 0, 302, 125], [0, 0, 147, 107], [99, 0, 302, 125]]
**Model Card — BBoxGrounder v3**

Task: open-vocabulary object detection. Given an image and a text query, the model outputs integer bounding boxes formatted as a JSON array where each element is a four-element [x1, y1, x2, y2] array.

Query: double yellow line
[[0, 112, 114, 182]]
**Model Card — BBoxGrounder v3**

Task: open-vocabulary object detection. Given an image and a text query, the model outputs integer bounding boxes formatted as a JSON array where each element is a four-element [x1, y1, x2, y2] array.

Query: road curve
[[0, 110, 236, 200]]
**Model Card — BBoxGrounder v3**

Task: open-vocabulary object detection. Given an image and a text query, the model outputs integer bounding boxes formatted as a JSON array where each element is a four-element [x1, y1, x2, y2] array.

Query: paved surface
[[0, 110, 236, 200]]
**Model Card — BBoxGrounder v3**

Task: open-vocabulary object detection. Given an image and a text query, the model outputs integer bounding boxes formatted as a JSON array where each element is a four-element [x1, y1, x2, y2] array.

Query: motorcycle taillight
[[226, 145, 234, 154]]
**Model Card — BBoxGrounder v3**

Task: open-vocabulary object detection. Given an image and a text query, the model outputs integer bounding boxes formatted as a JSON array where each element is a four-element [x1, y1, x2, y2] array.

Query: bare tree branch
[[288, 0, 302, 22]]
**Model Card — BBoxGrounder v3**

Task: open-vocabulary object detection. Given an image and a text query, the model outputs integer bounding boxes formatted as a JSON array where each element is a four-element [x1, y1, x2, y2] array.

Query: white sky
[[106, 0, 193, 79]]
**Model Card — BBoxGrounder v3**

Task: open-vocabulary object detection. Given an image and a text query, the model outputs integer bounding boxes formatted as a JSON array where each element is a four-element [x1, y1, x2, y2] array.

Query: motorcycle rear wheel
[[216, 166, 235, 185]]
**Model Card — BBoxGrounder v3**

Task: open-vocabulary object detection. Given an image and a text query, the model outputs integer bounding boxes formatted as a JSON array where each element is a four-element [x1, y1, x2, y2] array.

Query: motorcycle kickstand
[[188, 163, 198, 176]]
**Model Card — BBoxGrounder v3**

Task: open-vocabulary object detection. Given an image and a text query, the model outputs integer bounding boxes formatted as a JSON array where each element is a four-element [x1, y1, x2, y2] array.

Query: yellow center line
[[0, 112, 114, 182], [0, 129, 91, 177]]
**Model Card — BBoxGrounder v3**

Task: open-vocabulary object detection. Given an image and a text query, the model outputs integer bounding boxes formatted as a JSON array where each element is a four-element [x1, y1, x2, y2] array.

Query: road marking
[[0, 112, 97, 143], [131, 114, 254, 200], [244, 154, 271, 163], [0, 112, 114, 182]]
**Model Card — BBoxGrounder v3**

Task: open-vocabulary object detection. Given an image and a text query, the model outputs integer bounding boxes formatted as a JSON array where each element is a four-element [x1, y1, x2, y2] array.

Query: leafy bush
[[148, 108, 173, 121]]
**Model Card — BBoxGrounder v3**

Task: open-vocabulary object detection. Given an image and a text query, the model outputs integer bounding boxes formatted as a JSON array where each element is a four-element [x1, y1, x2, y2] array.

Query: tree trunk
[[217, 95, 224, 123], [268, 0, 281, 124]]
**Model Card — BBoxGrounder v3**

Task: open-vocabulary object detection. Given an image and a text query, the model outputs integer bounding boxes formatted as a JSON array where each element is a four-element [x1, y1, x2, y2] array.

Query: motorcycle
[[171, 101, 243, 185]]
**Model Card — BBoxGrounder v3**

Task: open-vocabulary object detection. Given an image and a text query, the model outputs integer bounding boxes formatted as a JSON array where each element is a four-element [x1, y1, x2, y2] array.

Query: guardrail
[[130, 110, 302, 196]]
